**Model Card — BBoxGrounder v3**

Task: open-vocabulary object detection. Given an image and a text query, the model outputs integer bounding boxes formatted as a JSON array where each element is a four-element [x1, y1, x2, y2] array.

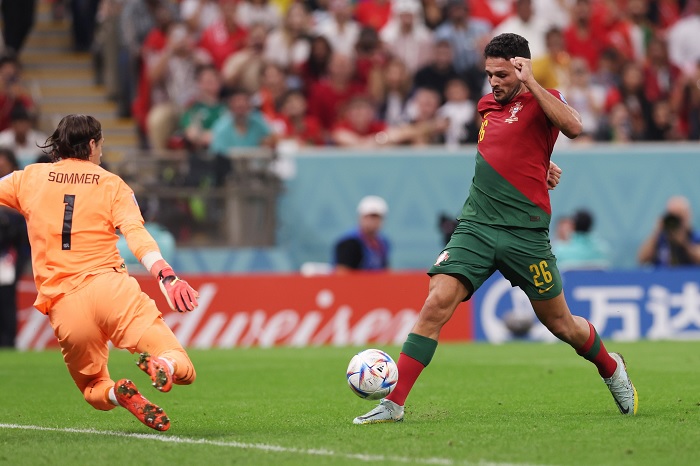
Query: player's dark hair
[[40, 114, 102, 162], [484, 33, 531, 60]]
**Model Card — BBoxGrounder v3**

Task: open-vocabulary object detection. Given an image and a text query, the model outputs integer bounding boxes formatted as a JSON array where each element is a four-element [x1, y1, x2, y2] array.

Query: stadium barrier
[[15, 272, 472, 350], [15, 268, 700, 350]]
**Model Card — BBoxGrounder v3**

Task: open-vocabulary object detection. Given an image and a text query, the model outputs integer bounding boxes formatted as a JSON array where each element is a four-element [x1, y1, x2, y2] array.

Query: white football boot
[[353, 399, 404, 424], [604, 352, 638, 415]]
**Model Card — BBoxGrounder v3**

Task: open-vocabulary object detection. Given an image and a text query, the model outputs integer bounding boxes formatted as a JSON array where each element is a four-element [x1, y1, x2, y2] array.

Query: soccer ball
[[346, 348, 398, 400]]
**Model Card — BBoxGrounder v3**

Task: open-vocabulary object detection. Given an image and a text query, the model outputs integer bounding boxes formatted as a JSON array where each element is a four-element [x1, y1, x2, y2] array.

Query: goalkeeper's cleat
[[353, 399, 404, 425], [604, 352, 638, 415], [137, 352, 174, 393], [115, 379, 170, 431]]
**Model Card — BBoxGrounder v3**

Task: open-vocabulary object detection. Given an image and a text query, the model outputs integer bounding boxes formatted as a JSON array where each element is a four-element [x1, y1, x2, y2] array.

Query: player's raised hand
[[510, 57, 533, 84], [547, 161, 562, 190]]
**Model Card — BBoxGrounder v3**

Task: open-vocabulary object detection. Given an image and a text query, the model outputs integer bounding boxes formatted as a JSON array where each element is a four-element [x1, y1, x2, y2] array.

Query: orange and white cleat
[[115, 379, 170, 431], [136, 352, 174, 393]]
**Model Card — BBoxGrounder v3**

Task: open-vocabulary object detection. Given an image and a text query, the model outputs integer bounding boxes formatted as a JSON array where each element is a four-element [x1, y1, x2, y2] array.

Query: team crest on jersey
[[505, 102, 523, 123], [434, 250, 449, 266]]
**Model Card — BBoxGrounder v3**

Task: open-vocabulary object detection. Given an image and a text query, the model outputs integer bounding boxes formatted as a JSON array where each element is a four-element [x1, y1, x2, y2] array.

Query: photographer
[[638, 195, 700, 267]]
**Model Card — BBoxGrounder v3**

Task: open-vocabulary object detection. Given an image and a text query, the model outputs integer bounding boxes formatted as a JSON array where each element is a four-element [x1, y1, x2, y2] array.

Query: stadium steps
[[21, 0, 137, 162]]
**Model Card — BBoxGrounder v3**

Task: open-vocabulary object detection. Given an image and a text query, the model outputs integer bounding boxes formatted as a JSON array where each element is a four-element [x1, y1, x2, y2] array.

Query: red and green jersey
[[459, 89, 565, 229]]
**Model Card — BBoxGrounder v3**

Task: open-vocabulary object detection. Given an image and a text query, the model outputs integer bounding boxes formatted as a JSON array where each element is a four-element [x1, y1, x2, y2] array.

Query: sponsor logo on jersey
[[434, 250, 449, 266], [505, 102, 523, 123]]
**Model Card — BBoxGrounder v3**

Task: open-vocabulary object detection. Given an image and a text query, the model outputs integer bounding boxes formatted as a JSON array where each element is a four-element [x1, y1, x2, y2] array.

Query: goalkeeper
[[0, 114, 198, 432]]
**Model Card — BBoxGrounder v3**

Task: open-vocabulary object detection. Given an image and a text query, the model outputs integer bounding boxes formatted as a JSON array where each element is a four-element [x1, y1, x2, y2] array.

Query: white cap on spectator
[[357, 196, 388, 217]]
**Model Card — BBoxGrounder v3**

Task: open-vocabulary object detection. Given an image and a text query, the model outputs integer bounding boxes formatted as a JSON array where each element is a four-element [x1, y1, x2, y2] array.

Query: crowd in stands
[[84, 0, 700, 154]]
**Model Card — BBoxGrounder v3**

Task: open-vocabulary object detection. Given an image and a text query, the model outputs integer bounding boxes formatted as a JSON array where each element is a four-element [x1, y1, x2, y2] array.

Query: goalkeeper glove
[[152, 260, 199, 313]]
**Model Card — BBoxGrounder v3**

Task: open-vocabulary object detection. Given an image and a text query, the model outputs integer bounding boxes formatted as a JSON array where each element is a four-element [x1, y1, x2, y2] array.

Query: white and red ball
[[346, 349, 399, 400]]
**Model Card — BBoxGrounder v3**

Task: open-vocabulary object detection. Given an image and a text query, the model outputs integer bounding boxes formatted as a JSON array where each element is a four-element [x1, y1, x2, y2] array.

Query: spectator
[[379, 0, 434, 75], [330, 95, 388, 147], [263, 3, 311, 76], [680, 60, 700, 139], [179, 64, 227, 150], [70, 0, 100, 52], [552, 215, 574, 246], [533, 0, 573, 30], [198, 0, 249, 70], [553, 209, 610, 270], [0, 147, 29, 348], [354, 26, 388, 87], [333, 195, 390, 273], [0, 55, 36, 132], [307, 52, 366, 131], [532, 27, 570, 90], [180, 0, 223, 35], [563, 0, 607, 72], [666, 0, 700, 76], [434, 0, 492, 74], [255, 62, 289, 119], [221, 23, 268, 93], [647, 99, 682, 141], [403, 87, 449, 145], [470, 0, 515, 28], [0, 104, 48, 168], [273, 89, 324, 146], [604, 61, 653, 140], [370, 57, 412, 127], [355, 0, 392, 31], [492, 0, 548, 60], [144, 22, 209, 150], [313, 0, 360, 56], [597, 102, 633, 142], [413, 39, 461, 100], [638, 195, 700, 267], [128, 1, 179, 136], [0, 0, 36, 55], [561, 57, 606, 141], [422, 0, 446, 29], [209, 88, 274, 184], [437, 78, 478, 146], [299, 35, 333, 90], [237, 0, 281, 30], [117, 0, 172, 118], [642, 36, 683, 105]]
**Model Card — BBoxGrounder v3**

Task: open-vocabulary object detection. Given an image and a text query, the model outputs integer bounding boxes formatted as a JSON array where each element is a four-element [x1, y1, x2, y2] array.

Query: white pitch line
[[0, 423, 545, 466]]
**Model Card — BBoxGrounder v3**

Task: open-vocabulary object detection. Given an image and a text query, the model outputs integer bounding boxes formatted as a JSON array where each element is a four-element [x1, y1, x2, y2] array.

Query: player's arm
[[511, 57, 583, 139], [120, 221, 199, 312], [113, 180, 199, 312]]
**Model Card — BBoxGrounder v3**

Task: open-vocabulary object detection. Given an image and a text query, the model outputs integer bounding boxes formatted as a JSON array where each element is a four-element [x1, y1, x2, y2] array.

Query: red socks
[[576, 321, 617, 378], [386, 353, 426, 406]]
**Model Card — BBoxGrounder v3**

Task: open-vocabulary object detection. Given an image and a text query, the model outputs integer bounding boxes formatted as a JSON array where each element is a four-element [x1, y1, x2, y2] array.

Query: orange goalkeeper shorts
[[48, 269, 164, 377]]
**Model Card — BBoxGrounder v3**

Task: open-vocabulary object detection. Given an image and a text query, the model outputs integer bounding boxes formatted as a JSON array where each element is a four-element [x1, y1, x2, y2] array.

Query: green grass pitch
[[1, 341, 699, 466]]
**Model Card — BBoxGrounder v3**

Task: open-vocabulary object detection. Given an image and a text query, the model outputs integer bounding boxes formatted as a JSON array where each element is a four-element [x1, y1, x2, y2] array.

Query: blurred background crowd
[[2, 0, 700, 162]]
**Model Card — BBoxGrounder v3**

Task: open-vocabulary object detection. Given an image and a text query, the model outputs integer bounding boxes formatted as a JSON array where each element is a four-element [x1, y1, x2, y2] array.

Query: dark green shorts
[[428, 220, 562, 300]]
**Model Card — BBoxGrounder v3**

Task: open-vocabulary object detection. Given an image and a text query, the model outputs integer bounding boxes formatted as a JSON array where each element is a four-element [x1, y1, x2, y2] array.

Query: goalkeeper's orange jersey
[[0, 158, 159, 314]]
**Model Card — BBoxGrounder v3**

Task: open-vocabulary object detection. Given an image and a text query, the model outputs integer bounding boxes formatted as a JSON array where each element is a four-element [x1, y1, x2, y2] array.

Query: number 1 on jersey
[[62, 194, 75, 250]]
